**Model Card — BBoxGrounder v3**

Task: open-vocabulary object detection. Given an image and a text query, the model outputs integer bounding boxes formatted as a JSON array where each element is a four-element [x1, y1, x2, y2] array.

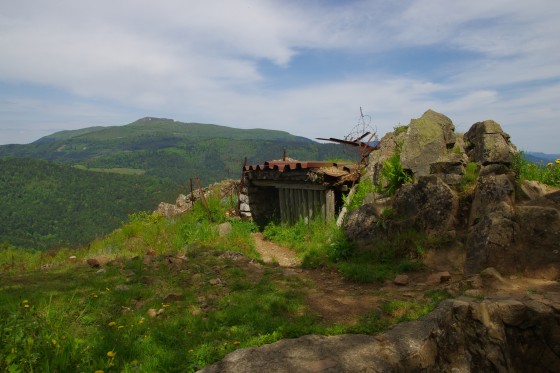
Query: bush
[[378, 143, 412, 195], [344, 179, 373, 212], [512, 152, 560, 187]]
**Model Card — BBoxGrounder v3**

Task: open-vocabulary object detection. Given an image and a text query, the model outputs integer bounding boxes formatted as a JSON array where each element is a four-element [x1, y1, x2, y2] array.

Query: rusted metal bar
[[316, 136, 378, 152]]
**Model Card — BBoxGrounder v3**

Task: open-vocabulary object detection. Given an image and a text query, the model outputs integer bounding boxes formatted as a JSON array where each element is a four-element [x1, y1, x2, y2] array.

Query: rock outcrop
[[464, 120, 517, 166], [345, 109, 560, 278], [393, 175, 458, 236], [400, 109, 457, 177], [199, 287, 560, 373], [155, 180, 239, 217]]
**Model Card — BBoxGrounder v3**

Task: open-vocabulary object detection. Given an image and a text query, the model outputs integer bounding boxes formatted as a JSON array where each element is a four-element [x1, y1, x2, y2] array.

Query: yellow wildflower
[[22, 300, 28, 304], [233, 341, 240, 345], [107, 351, 116, 357], [118, 325, 125, 329], [52, 339, 57, 345], [556, 158, 560, 164], [95, 371, 104, 373], [131, 360, 138, 367], [138, 318, 144, 325], [108, 322, 116, 327], [547, 162, 554, 167], [24, 304, 29, 308]]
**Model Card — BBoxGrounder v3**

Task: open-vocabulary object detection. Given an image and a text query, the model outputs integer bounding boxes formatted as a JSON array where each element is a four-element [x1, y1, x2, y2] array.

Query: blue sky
[[1, 0, 559, 153]]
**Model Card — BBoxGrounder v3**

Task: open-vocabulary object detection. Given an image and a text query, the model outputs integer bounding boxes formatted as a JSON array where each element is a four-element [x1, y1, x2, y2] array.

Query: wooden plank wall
[[278, 187, 335, 224]]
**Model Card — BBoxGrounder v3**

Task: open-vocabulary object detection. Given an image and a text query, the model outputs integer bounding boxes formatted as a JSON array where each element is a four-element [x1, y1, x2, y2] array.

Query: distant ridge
[[0, 117, 353, 185]]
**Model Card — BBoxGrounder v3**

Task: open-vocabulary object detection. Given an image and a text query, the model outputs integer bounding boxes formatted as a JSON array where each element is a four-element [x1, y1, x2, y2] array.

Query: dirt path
[[252, 233, 427, 325]]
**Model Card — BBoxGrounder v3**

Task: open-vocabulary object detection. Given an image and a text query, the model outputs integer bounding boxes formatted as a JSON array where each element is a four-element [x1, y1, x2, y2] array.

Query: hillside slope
[[0, 157, 178, 250], [0, 117, 354, 184]]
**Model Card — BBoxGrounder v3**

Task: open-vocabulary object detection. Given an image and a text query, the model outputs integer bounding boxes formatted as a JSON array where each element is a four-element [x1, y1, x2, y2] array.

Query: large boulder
[[400, 109, 456, 177], [466, 175, 560, 277], [199, 291, 560, 373], [393, 176, 458, 236], [464, 120, 517, 165], [343, 204, 380, 242]]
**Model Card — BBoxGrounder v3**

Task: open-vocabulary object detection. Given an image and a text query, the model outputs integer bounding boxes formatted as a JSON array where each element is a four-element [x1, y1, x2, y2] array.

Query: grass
[[263, 218, 356, 267], [346, 289, 449, 334], [344, 178, 374, 212], [263, 220, 431, 283], [1, 191, 452, 371], [512, 152, 560, 187], [73, 164, 146, 175]]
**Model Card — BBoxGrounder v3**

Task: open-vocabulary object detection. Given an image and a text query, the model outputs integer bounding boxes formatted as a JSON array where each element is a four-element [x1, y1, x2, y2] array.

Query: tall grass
[[512, 152, 560, 187], [263, 220, 430, 283], [263, 219, 355, 267]]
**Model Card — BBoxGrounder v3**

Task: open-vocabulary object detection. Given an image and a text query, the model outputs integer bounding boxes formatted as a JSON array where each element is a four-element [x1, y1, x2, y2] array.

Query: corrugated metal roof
[[244, 160, 355, 174]]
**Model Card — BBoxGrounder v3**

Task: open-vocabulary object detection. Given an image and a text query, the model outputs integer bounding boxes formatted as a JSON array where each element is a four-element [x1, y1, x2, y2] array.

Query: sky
[[1, 0, 559, 153]]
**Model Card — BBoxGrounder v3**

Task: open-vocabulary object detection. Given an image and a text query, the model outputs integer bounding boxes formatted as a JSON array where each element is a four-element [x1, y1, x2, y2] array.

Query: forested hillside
[[0, 118, 356, 250], [0, 157, 179, 250], [0, 117, 353, 184]]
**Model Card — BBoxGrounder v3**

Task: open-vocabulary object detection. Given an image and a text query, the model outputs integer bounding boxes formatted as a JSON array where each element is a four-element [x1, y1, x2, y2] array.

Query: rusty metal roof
[[244, 160, 356, 174]]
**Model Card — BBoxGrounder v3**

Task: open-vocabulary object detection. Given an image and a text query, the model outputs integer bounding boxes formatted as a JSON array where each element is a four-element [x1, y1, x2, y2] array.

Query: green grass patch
[[73, 164, 146, 175], [0, 189, 453, 371], [344, 178, 374, 212], [263, 219, 355, 267], [376, 142, 412, 195], [511, 152, 560, 187]]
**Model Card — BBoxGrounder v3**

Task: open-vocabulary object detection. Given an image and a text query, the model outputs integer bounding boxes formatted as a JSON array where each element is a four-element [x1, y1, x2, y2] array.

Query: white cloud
[[0, 0, 559, 153]]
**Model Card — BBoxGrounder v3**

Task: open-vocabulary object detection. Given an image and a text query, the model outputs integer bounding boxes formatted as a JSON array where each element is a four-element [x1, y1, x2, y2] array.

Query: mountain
[[0, 117, 354, 185], [524, 151, 560, 165], [0, 118, 355, 250]]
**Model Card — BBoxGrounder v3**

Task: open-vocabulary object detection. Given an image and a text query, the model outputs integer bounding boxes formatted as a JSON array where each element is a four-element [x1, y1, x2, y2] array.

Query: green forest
[[0, 118, 355, 250], [0, 117, 353, 185], [0, 157, 179, 250]]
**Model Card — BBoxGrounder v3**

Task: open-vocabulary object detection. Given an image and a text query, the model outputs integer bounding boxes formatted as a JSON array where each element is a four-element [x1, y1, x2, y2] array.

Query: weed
[[392, 125, 409, 137], [263, 219, 355, 266], [377, 142, 412, 195], [511, 152, 560, 187], [343, 179, 374, 212]]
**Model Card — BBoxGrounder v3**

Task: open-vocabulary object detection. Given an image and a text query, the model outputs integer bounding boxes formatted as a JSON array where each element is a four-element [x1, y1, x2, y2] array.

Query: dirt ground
[[253, 233, 434, 325], [252, 233, 560, 325]]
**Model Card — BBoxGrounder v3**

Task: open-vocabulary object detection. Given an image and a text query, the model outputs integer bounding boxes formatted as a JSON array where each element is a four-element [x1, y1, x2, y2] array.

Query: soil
[[252, 233, 560, 325], [253, 233, 432, 325]]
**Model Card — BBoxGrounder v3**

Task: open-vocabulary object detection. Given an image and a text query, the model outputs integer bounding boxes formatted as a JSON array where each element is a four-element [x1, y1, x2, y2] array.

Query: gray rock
[[464, 120, 517, 165], [198, 292, 560, 373], [218, 222, 232, 236], [393, 274, 410, 286], [393, 176, 458, 235], [343, 204, 380, 241], [400, 109, 455, 177]]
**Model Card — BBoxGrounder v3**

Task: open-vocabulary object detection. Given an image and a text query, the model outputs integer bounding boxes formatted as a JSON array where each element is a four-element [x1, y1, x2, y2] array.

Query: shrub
[[344, 179, 374, 212], [378, 143, 412, 195], [512, 152, 560, 187]]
